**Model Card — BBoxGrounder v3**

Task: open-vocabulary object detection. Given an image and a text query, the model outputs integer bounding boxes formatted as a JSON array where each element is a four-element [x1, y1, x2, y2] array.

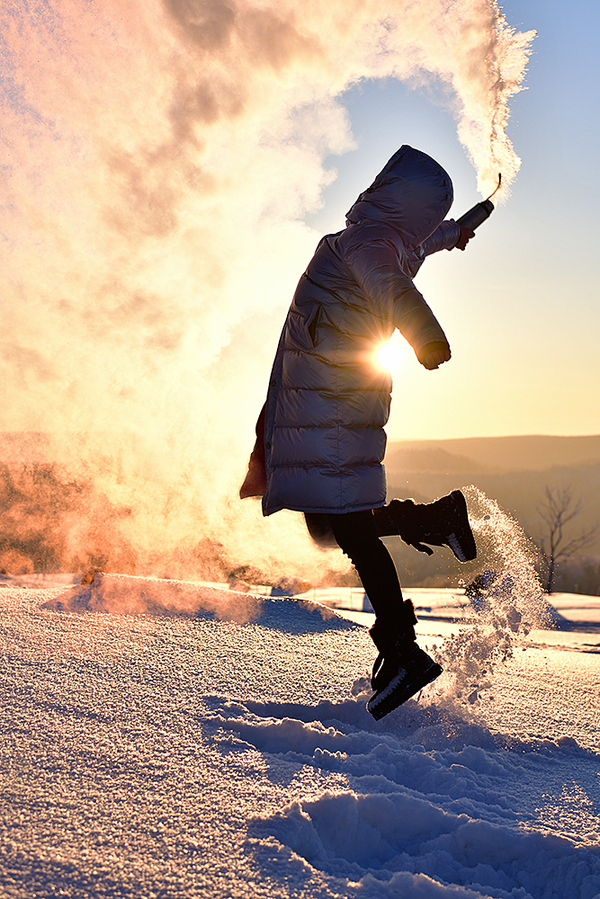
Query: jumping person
[[240, 145, 477, 719]]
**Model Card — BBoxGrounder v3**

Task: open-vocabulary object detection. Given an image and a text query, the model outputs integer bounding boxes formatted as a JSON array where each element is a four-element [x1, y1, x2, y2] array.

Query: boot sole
[[367, 662, 443, 720], [446, 491, 477, 562]]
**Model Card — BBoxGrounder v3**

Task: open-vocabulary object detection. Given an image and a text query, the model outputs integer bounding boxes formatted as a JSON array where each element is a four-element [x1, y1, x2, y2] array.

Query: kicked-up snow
[[2, 553, 600, 898]]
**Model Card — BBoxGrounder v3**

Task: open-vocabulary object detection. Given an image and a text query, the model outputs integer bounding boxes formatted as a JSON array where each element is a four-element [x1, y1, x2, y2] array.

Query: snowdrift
[[40, 571, 348, 632], [3, 574, 600, 898]]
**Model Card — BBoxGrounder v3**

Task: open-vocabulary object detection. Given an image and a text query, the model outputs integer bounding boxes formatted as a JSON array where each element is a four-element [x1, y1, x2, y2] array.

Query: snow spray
[[456, 175, 502, 231], [432, 486, 551, 711]]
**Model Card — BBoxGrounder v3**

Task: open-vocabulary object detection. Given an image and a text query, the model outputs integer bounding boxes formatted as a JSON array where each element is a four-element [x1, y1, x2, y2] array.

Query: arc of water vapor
[[0, 0, 534, 577]]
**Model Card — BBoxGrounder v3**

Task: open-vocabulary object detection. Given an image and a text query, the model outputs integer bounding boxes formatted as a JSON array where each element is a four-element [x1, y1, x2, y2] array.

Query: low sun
[[375, 332, 409, 373]]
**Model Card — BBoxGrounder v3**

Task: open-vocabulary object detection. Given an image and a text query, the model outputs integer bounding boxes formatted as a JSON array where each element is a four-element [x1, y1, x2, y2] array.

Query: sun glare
[[375, 332, 408, 373]]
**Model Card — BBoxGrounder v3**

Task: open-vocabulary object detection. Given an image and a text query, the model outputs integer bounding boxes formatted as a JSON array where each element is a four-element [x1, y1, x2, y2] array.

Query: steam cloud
[[0, 0, 533, 580]]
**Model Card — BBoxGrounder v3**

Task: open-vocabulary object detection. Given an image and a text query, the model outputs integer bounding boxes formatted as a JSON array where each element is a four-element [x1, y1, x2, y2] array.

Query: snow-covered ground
[[2, 567, 600, 899]]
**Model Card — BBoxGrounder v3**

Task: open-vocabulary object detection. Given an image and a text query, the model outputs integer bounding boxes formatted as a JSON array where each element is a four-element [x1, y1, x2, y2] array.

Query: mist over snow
[[0, 0, 534, 580]]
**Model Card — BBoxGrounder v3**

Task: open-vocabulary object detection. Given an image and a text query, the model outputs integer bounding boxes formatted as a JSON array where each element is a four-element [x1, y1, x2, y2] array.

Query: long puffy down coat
[[261, 145, 460, 517]]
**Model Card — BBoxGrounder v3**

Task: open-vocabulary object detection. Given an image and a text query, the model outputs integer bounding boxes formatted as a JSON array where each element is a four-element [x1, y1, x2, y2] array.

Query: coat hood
[[345, 145, 454, 247]]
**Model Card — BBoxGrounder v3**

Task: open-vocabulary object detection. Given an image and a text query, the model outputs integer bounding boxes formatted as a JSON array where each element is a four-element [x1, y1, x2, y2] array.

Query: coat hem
[[262, 500, 387, 517]]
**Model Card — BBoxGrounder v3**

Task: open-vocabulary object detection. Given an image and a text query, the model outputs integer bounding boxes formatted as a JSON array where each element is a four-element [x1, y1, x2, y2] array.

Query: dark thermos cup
[[456, 198, 495, 231]]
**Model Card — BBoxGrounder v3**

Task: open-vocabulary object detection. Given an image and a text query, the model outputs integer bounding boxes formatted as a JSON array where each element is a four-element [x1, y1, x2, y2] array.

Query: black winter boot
[[367, 599, 442, 720], [374, 490, 476, 562], [369, 599, 417, 690], [367, 642, 443, 720]]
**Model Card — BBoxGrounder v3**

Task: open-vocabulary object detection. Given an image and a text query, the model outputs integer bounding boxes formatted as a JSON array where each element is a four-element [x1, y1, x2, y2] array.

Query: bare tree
[[536, 486, 598, 594]]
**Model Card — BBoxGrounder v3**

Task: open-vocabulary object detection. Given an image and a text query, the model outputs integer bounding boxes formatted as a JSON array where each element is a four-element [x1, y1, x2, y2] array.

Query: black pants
[[305, 510, 403, 629]]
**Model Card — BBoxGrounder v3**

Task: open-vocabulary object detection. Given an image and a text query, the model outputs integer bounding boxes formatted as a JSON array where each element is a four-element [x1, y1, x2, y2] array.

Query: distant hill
[[383, 435, 600, 595], [385, 435, 600, 476], [1, 431, 598, 593], [385, 436, 600, 528], [3, 431, 599, 472]]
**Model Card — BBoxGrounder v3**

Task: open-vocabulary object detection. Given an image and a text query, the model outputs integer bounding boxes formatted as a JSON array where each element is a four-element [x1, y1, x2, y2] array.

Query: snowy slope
[[2, 573, 600, 899]]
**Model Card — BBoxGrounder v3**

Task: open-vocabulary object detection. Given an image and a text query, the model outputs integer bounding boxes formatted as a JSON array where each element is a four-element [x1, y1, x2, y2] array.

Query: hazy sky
[[1, 0, 597, 573]]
